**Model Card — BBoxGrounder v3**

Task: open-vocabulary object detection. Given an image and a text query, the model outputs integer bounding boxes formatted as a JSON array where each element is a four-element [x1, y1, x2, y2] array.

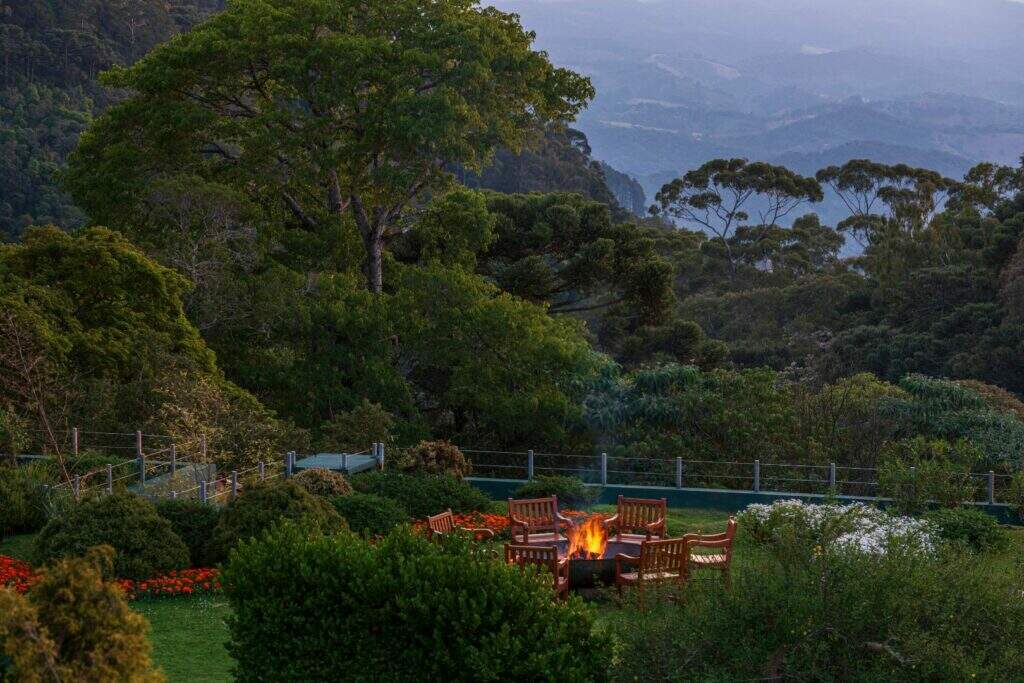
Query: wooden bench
[[682, 517, 737, 589], [505, 543, 569, 598], [603, 495, 667, 544], [507, 496, 572, 544], [426, 509, 495, 542]]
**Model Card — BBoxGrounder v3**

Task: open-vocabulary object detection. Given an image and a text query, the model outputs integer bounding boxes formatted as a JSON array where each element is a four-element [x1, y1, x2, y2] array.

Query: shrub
[[878, 437, 980, 514], [33, 493, 189, 580], [293, 468, 353, 497], [351, 471, 489, 518], [318, 399, 395, 453], [330, 493, 409, 537], [0, 546, 162, 682], [397, 440, 471, 479], [0, 464, 49, 535], [221, 524, 610, 682], [513, 475, 600, 509], [206, 480, 346, 564], [155, 499, 222, 566], [606, 536, 1024, 681], [922, 507, 1006, 553]]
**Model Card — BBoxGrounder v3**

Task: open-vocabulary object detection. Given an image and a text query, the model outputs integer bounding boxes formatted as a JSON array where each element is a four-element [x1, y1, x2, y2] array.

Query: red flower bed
[[1, 554, 220, 599]]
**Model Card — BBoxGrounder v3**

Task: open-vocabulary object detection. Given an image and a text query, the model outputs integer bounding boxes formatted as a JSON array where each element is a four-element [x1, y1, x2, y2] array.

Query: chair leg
[[723, 567, 731, 592]]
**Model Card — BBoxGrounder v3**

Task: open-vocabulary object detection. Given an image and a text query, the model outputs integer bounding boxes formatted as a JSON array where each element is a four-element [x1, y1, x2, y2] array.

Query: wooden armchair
[[603, 495, 667, 544], [426, 509, 495, 542], [504, 544, 569, 598], [614, 537, 688, 595], [507, 496, 572, 544], [682, 517, 737, 589]]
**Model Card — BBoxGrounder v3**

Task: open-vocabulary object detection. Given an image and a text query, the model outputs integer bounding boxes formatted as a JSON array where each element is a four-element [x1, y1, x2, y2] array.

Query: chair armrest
[[461, 526, 494, 541], [644, 518, 666, 537], [555, 511, 573, 527], [614, 552, 640, 572], [602, 514, 620, 531], [688, 538, 732, 549]]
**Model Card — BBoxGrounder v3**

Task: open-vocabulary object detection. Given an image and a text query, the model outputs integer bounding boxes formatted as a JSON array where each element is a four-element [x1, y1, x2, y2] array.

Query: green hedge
[[33, 493, 189, 580], [0, 463, 50, 535], [351, 472, 489, 519], [513, 475, 600, 509], [155, 499, 222, 566], [330, 493, 409, 537], [206, 480, 346, 564], [221, 524, 610, 681]]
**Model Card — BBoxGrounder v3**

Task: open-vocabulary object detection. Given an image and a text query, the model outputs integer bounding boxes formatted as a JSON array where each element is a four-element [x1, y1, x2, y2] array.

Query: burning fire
[[566, 514, 608, 560]]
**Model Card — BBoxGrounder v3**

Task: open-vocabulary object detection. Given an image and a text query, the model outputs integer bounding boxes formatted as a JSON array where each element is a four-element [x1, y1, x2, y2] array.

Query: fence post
[[200, 480, 208, 504], [135, 430, 144, 487], [600, 452, 608, 486], [527, 449, 535, 480], [200, 434, 207, 460], [231, 470, 239, 499], [106, 463, 113, 495], [376, 443, 385, 470], [676, 457, 683, 489], [341, 452, 348, 473], [753, 460, 761, 493], [72, 427, 79, 457], [171, 490, 178, 500], [170, 444, 177, 478], [829, 462, 837, 491], [285, 451, 294, 478], [988, 471, 996, 505], [72, 474, 80, 500], [258, 461, 265, 481]]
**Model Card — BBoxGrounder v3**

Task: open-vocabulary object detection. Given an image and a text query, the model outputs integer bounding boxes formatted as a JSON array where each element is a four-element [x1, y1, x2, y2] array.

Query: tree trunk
[[351, 197, 384, 294]]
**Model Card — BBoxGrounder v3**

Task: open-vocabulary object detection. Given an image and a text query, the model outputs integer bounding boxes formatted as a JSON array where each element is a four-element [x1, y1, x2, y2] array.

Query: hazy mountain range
[[490, 0, 1024, 219]]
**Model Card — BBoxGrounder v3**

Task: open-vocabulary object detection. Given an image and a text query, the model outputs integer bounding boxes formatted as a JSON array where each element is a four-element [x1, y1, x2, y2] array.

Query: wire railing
[[462, 448, 1016, 506]]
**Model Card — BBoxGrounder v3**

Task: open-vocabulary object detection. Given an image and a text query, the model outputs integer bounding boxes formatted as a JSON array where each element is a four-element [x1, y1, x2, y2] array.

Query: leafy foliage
[[154, 499, 222, 567], [0, 464, 49, 535], [329, 493, 409, 537], [513, 476, 600, 509], [292, 469, 354, 498], [221, 523, 610, 682], [397, 441, 471, 480], [0, 546, 163, 682], [33, 493, 189, 581], [922, 507, 1006, 553], [351, 472, 489, 519], [878, 438, 980, 514]]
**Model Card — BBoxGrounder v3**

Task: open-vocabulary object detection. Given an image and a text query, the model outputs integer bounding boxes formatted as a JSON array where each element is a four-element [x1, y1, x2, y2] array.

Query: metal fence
[[462, 449, 1016, 506]]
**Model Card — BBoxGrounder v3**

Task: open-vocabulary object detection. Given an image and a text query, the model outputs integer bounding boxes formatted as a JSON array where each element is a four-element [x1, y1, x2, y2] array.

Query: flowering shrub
[[2, 554, 220, 599], [740, 499, 934, 556]]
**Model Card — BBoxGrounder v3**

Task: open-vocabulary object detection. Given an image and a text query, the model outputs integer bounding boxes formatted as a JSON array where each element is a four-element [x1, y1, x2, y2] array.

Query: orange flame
[[566, 514, 608, 560]]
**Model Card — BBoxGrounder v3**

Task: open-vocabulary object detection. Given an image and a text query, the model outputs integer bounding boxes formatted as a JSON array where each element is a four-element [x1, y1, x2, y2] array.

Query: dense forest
[[1, 0, 1023, 472]]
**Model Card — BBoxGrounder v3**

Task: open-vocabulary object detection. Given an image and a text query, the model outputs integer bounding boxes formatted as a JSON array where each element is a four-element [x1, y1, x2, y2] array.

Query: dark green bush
[[155, 499, 222, 566], [878, 437, 980, 514], [396, 440, 471, 479], [329, 493, 409, 537], [606, 538, 1024, 681], [33, 493, 189, 580], [513, 475, 600, 509], [221, 524, 610, 682], [292, 468, 353, 497], [0, 464, 50, 535], [923, 507, 1007, 552], [207, 480, 346, 564], [351, 471, 489, 519]]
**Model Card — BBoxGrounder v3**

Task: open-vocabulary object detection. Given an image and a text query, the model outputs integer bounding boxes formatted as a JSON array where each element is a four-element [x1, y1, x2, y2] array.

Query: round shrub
[[292, 468, 353, 497], [33, 493, 189, 580], [221, 524, 610, 681], [330, 493, 409, 537], [207, 480, 346, 564], [0, 464, 49, 535], [351, 471, 489, 519], [397, 440, 471, 479], [922, 507, 1006, 552], [513, 475, 600, 509], [155, 499, 222, 566]]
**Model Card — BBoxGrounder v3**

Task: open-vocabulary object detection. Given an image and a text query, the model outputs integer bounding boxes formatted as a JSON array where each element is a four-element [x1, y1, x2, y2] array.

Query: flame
[[566, 514, 608, 560]]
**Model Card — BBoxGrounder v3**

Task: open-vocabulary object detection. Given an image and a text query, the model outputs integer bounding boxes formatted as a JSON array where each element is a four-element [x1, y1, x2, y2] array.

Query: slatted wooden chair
[[426, 509, 495, 542], [507, 496, 572, 544], [603, 495, 667, 544], [682, 517, 737, 589], [613, 537, 688, 596], [504, 543, 570, 598]]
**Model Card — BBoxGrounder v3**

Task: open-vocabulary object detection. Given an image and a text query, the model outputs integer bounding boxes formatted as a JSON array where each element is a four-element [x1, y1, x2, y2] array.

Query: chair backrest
[[504, 544, 559, 579], [686, 517, 738, 560], [616, 496, 667, 532], [639, 537, 688, 575], [426, 509, 455, 538], [508, 496, 559, 531]]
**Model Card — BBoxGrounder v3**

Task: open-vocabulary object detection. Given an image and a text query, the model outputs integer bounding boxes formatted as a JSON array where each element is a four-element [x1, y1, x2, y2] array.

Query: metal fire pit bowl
[[529, 539, 641, 589]]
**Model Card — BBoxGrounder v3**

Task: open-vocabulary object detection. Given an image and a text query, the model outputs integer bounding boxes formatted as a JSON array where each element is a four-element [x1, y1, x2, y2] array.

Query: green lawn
[[136, 595, 233, 683]]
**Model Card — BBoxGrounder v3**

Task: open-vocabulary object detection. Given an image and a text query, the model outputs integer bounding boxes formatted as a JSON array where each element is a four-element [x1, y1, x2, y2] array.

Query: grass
[[136, 595, 233, 683]]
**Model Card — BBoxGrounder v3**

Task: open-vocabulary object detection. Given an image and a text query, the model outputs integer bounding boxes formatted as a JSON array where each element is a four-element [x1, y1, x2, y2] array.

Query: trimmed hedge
[[351, 471, 489, 519], [330, 493, 409, 537], [206, 480, 346, 564], [397, 440, 471, 479], [33, 493, 189, 580], [0, 464, 49, 535], [923, 507, 1007, 552], [221, 524, 610, 682], [513, 475, 600, 509], [293, 468, 353, 497], [155, 499, 222, 566]]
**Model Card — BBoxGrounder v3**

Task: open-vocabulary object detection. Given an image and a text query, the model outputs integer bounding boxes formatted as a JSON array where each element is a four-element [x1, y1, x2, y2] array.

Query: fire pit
[[529, 514, 641, 588]]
